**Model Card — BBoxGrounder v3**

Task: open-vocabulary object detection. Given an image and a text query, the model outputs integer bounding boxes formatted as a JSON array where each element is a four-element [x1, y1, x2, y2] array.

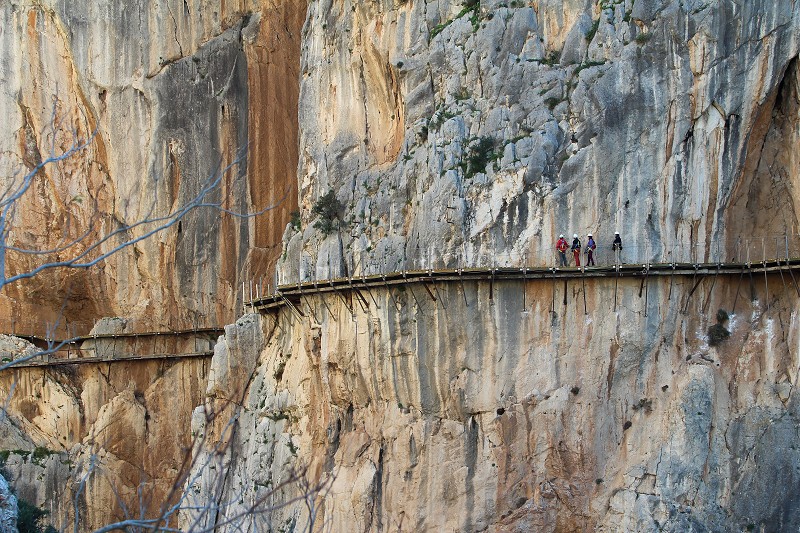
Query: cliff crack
[[165, 2, 184, 60]]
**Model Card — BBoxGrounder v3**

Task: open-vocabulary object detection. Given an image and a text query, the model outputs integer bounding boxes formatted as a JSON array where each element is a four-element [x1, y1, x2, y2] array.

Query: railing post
[[746, 240, 750, 267], [786, 234, 790, 260]]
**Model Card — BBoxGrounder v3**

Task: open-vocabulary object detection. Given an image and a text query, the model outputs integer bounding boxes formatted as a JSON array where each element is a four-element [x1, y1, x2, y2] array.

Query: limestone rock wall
[[202, 4, 800, 525], [5, 0, 800, 531], [0, 357, 211, 531], [0, 474, 17, 533], [281, 0, 800, 281], [186, 273, 800, 532], [0, 0, 306, 335]]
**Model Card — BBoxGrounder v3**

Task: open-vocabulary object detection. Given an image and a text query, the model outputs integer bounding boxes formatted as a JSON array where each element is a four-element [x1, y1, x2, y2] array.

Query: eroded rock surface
[[186, 276, 800, 532], [0, 0, 306, 335], [4, 0, 800, 531], [281, 0, 800, 281], [0, 474, 17, 533], [0, 357, 211, 531]]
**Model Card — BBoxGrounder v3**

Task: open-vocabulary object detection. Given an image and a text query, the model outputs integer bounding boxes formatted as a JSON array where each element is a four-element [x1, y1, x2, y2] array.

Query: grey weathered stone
[[0, 474, 17, 533]]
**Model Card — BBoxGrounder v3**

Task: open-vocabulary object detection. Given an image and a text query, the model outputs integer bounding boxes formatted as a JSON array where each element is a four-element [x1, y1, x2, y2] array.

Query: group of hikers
[[556, 232, 623, 267]]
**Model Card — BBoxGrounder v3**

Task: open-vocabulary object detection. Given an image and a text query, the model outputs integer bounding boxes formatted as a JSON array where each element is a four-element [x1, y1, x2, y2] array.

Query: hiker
[[586, 233, 596, 266], [612, 231, 623, 265], [556, 234, 569, 267], [571, 234, 582, 267]]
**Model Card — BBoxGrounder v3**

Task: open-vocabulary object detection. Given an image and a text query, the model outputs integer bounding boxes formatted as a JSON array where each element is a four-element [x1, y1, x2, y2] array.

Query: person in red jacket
[[556, 234, 568, 267], [571, 234, 581, 266]]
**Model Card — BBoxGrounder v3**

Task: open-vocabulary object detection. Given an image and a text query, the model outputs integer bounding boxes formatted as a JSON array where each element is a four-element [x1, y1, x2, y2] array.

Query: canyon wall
[[185, 274, 800, 532], [0, 0, 306, 335], [0, 355, 211, 531], [197, 0, 800, 530], [3, 0, 800, 531], [280, 0, 800, 281]]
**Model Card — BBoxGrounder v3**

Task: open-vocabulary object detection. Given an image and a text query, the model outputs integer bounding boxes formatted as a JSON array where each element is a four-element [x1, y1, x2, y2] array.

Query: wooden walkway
[[12, 327, 224, 349], [247, 259, 800, 313], [9, 350, 215, 369], [1, 328, 223, 371], [6, 258, 800, 370]]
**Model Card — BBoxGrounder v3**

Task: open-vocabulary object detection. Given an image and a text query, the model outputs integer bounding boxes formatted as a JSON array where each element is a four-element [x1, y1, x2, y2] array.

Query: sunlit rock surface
[[0, 0, 306, 335], [3, 0, 800, 531], [186, 276, 800, 532]]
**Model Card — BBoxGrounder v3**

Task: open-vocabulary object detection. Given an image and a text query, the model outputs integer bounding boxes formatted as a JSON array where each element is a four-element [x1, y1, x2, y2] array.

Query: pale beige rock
[[0, 357, 210, 531], [186, 275, 800, 531]]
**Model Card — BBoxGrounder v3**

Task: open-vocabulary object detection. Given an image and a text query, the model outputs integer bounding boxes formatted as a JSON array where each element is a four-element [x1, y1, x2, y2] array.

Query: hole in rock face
[[623, 421, 632, 431], [496, 407, 505, 416]]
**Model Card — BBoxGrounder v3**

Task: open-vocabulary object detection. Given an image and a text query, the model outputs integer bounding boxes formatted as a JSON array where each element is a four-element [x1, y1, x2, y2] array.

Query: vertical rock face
[[183, 0, 800, 531], [6, 0, 800, 531], [0, 358, 211, 531], [0, 0, 306, 334], [0, 474, 17, 532], [281, 0, 800, 281], [187, 277, 800, 532]]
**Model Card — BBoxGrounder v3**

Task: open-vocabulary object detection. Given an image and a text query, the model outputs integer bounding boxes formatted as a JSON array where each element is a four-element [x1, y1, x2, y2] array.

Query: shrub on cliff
[[17, 497, 56, 533], [708, 308, 731, 347], [312, 190, 344, 236], [462, 136, 500, 178]]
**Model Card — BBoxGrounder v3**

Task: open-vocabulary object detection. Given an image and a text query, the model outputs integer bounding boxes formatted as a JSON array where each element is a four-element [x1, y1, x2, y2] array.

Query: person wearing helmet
[[571, 233, 582, 267], [556, 234, 569, 267], [612, 231, 623, 266], [586, 233, 596, 266]]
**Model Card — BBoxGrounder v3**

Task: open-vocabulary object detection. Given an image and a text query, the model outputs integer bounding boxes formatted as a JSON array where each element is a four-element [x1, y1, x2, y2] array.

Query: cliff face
[[0, 352, 216, 530], [187, 276, 800, 532], [0, 356, 211, 531], [4, 0, 800, 531], [0, 0, 306, 335], [187, 0, 800, 531], [281, 0, 800, 280]]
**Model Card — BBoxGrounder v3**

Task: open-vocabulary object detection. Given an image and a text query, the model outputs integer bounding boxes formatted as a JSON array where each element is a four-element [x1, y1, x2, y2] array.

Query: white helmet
[[559, 234, 564, 238], [615, 231, 620, 235], [587, 233, 592, 237], [573, 234, 578, 238]]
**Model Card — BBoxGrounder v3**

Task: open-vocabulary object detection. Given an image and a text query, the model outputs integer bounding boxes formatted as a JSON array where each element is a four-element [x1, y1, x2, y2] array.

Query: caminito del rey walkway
[[6, 236, 800, 370], [0, 328, 223, 370], [245, 257, 800, 317]]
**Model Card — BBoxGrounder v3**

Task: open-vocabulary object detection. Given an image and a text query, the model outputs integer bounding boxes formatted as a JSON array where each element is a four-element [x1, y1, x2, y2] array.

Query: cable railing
[[243, 234, 800, 298]]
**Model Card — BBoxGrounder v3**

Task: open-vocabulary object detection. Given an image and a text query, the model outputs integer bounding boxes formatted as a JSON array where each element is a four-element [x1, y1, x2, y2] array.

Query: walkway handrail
[[245, 257, 800, 313], [4, 327, 225, 347]]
